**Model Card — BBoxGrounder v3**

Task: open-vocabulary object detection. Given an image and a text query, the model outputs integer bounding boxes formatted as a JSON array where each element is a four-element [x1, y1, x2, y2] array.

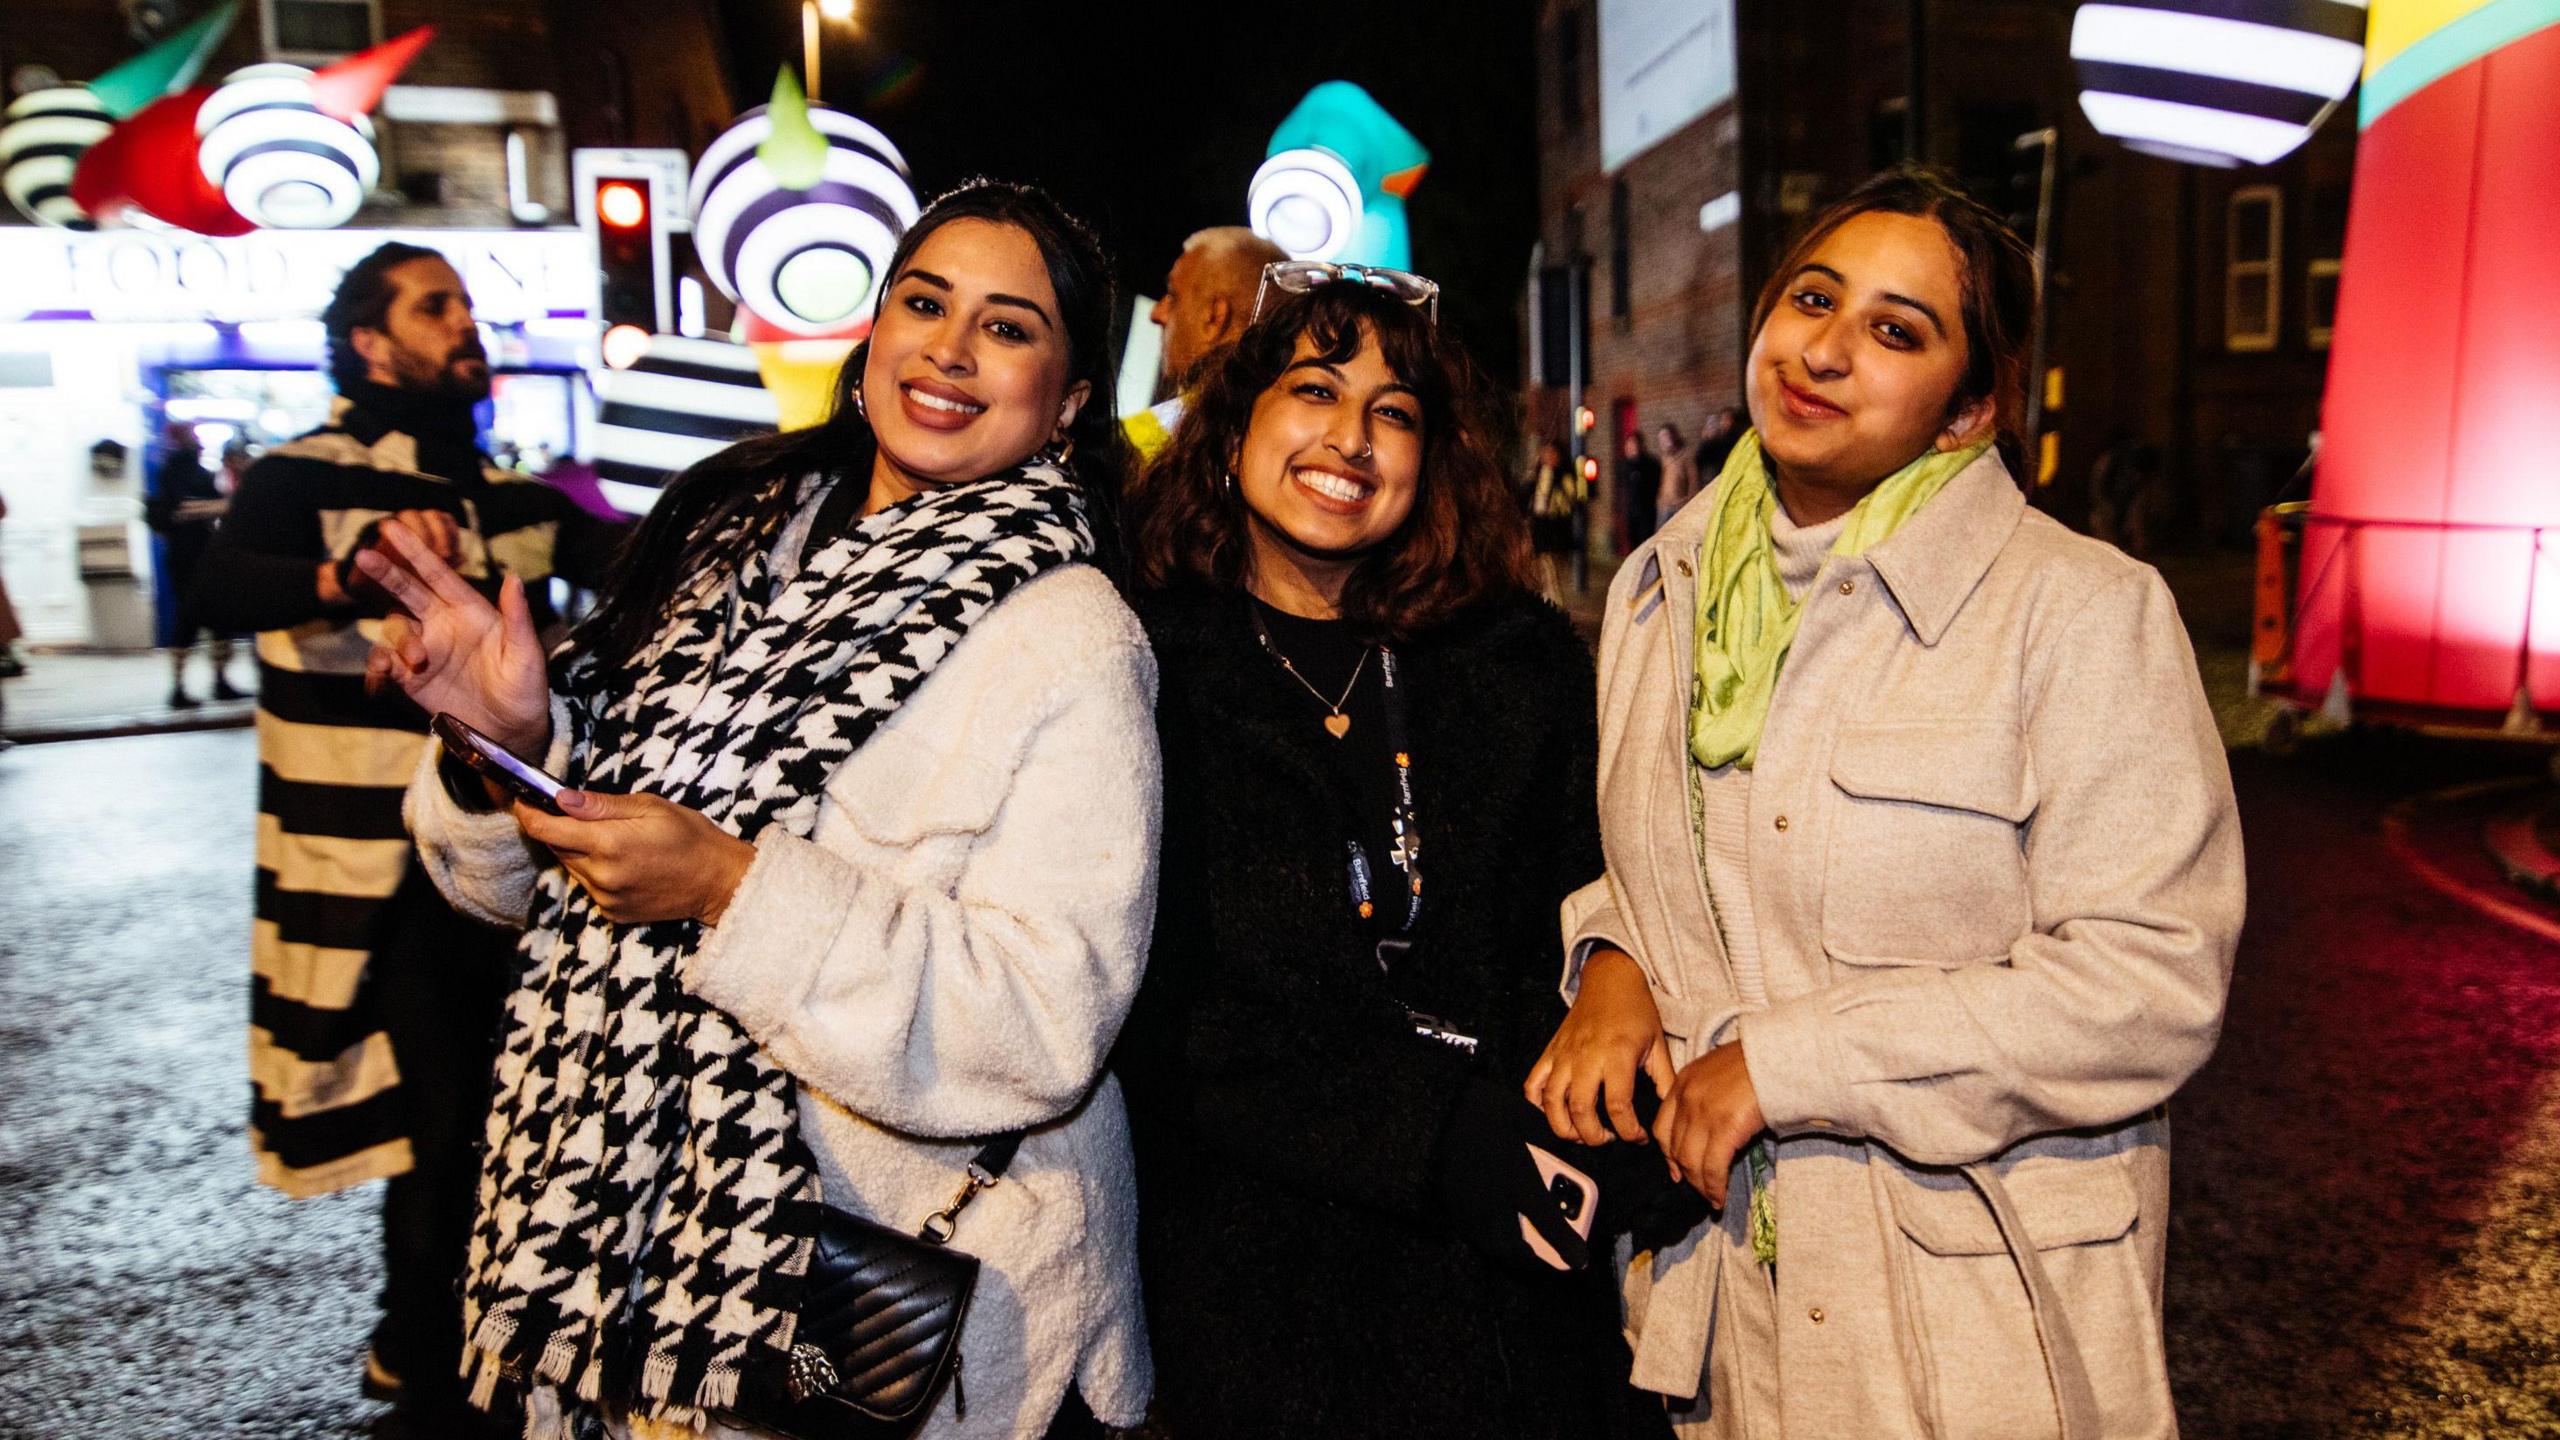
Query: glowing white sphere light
[[2070, 0, 2366, 167], [196, 63, 379, 228], [1248, 147, 1362, 261], [688, 105, 918, 337], [1, 86, 113, 229]]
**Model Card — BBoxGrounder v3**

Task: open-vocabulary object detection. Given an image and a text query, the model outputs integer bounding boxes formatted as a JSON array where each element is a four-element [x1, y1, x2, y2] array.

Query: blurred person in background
[[1618, 428, 1663, 552], [1654, 421, 1700, 524], [146, 422, 243, 709], [192, 240, 627, 1435], [1126, 226, 1290, 465]]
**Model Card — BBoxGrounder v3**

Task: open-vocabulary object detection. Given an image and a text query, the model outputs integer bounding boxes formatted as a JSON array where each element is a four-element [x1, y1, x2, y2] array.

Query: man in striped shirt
[[194, 242, 625, 1429]]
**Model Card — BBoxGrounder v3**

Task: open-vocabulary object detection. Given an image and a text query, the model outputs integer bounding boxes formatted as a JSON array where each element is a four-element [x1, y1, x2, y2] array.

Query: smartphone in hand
[[432, 712, 568, 815]]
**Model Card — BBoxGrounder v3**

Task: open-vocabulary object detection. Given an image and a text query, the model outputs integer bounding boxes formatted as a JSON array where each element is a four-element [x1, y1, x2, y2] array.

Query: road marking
[[2382, 778, 2560, 946]]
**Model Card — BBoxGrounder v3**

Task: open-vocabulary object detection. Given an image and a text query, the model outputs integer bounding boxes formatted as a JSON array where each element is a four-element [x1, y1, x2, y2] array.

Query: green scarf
[[1688, 429, 1987, 769]]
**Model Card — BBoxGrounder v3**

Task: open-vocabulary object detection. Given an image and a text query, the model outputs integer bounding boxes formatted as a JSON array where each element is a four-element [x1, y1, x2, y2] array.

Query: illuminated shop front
[[0, 225, 597, 647]]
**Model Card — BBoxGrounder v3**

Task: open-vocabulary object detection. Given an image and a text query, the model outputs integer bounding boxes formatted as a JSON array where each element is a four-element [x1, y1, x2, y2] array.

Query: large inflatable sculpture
[[57, 24, 429, 236], [2287, 0, 2560, 725], [2068, 0, 2365, 166], [1248, 81, 1428, 269], [588, 72, 920, 510], [0, 3, 237, 229]]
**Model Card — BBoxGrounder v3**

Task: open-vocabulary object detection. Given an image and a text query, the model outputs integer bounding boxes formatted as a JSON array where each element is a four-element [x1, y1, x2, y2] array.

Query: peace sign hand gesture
[[358, 519, 554, 758]]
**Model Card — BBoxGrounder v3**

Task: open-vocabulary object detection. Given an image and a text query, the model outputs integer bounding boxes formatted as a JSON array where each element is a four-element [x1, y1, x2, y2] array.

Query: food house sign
[[0, 227, 594, 325]]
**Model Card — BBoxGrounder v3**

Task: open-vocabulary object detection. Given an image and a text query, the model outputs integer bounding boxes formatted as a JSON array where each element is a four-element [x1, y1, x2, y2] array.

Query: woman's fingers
[[1603, 1049, 1645, 1143], [352, 543, 439, 617], [1643, 1035, 1677, 1099], [378, 519, 494, 613], [497, 573, 540, 655], [1523, 1054, 1554, 1109], [1537, 1058, 1582, 1144]]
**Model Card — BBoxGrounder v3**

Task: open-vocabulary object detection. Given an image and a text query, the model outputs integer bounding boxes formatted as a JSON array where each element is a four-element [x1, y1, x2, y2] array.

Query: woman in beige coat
[[1527, 167, 2244, 1438]]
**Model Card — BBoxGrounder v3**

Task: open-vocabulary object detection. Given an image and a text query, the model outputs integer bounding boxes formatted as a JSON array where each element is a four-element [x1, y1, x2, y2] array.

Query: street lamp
[[802, 0, 854, 102]]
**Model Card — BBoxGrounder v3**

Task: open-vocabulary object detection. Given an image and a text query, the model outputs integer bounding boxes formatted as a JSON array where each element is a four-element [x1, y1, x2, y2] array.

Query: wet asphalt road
[[4, 725, 2559, 1437], [0, 730, 377, 1439]]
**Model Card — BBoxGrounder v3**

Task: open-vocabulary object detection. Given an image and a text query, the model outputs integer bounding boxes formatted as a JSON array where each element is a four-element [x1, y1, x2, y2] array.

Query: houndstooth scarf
[[458, 463, 1092, 1435]]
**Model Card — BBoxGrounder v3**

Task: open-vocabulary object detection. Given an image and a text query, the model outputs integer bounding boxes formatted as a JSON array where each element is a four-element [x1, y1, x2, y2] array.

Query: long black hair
[[571, 178, 1132, 675]]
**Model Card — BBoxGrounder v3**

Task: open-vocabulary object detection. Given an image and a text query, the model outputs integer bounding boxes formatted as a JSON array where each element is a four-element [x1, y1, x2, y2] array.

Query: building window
[[2305, 259, 2341, 350], [2305, 181, 2347, 352], [2225, 185, 2283, 353], [1609, 177, 1631, 320], [263, 0, 379, 61], [1557, 11, 1583, 132]]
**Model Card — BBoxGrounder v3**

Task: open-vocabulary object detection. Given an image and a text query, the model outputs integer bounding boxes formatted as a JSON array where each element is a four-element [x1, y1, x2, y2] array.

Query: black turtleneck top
[[1247, 597, 1412, 937]]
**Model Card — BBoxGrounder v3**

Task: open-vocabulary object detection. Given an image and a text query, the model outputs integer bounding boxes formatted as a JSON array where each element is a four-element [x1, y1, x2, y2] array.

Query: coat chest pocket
[[828, 728, 1013, 889], [1821, 720, 2033, 969]]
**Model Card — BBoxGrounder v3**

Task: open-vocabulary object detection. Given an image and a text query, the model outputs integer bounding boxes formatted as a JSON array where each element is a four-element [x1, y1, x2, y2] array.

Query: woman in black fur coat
[[1118, 272, 1669, 1440]]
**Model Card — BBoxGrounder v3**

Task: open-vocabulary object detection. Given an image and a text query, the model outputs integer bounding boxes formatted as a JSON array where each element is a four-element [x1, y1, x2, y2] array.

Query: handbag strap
[[917, 1130, 1028, 1246]]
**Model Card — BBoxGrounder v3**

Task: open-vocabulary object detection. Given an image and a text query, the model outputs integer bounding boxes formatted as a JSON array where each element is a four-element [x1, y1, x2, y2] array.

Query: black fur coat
[[1118, 584, 1669, 1440]]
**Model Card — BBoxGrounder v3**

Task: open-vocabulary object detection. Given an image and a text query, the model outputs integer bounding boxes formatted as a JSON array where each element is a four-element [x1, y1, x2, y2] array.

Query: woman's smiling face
[[862, 217, 1086, 497], [1746, 209, 1989, 498], [1235, 323, 1426, 567]]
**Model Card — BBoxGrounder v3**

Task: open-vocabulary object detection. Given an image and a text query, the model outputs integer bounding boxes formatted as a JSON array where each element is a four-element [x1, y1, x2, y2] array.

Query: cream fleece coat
[[405, 564, 1162, 1439]]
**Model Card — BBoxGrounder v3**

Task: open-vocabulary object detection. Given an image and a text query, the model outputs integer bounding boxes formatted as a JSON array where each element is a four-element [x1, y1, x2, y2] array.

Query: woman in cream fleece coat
[[405, 561, 1159, 1438], [369, 183, 1159, 1439]]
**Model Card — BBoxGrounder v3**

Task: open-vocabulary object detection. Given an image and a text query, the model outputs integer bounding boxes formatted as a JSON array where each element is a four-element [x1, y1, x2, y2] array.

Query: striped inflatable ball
[[2, 86, 113, 229], [195, 63, 380, 228], [688, 105, 919, 337], [588, 335, 781, 514], [2071, 0, 2367, 166]]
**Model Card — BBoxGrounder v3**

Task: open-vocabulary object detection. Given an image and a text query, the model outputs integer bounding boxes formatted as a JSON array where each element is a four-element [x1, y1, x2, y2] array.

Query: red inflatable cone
[[307, 26, 432, 121]]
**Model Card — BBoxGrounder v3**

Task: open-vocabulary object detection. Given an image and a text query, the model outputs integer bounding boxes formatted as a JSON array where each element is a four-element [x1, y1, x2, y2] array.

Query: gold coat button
[[1838, 580, 1856, 595], [1774, 815, 1790, 832], [1677, 559, 1694, 577], [1808, 1307, 1826, 1325]]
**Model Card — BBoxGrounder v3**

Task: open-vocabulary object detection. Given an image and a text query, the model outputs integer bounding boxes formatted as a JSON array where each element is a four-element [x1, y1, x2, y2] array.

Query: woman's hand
[[358, 519, 551, 756], [1653, 1041, 1766, 1207], [1525, 947, 1675, 1147], [514, 789, 757, 926]]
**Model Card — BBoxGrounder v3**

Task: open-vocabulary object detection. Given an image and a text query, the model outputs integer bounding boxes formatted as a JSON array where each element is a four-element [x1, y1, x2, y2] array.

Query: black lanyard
[[1344, 649, 1474, 1052], [1344, 647, 1422, 938]]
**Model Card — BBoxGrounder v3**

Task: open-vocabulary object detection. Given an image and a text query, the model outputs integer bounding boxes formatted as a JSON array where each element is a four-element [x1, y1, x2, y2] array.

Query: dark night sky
[[711, 0, 1542, 387]]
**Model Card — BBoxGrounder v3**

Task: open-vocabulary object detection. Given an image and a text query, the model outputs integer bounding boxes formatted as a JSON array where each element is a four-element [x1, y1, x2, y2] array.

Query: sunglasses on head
[[1251, 260, 1442, 325]]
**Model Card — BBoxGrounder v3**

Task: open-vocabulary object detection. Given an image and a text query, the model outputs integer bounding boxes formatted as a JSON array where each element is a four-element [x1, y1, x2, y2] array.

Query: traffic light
[[573, 149, 687, 339], [593, 175, 658, 333]]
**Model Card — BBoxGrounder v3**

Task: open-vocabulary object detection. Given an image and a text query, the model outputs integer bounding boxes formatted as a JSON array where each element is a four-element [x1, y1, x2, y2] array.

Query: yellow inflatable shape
[[752, 339, 856, 431]]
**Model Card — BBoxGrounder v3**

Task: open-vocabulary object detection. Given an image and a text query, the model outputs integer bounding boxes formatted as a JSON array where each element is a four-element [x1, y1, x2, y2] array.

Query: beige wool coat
[[1565, 450, 2244, 1439]]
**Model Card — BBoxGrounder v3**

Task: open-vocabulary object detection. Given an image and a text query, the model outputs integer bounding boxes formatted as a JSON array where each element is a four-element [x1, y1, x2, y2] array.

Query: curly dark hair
[[1128, 282, 1538, 640]]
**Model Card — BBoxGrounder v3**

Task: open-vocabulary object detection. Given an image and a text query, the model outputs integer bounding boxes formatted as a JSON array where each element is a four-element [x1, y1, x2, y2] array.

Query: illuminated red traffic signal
[[591, 175, 659, 332]]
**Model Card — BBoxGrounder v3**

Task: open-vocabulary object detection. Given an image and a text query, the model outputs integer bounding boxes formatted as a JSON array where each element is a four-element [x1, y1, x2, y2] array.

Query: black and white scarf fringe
[[456, 464, 1092, 1435]]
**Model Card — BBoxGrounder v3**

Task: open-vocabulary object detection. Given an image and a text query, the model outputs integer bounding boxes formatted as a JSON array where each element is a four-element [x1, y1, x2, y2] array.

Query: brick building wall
[[1529, 0, 1746, 549], [1529, 0, 2360, 555]]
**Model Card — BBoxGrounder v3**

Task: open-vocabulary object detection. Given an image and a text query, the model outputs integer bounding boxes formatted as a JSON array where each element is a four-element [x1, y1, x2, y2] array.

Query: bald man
[[1126, 226, 1288, 462]]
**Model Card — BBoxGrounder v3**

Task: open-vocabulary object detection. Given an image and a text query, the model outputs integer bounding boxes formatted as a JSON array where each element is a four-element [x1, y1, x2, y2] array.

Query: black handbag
[[728, 1131, 1025, 1440]]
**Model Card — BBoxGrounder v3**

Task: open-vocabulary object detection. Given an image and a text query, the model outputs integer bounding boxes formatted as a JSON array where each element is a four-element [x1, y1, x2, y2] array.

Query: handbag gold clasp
[[919, 1162, 1000, 1246]]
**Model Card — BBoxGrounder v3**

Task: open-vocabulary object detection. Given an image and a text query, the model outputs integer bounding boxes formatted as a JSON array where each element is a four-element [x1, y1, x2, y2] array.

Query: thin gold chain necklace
[[1249, 606, 1371, 738]]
